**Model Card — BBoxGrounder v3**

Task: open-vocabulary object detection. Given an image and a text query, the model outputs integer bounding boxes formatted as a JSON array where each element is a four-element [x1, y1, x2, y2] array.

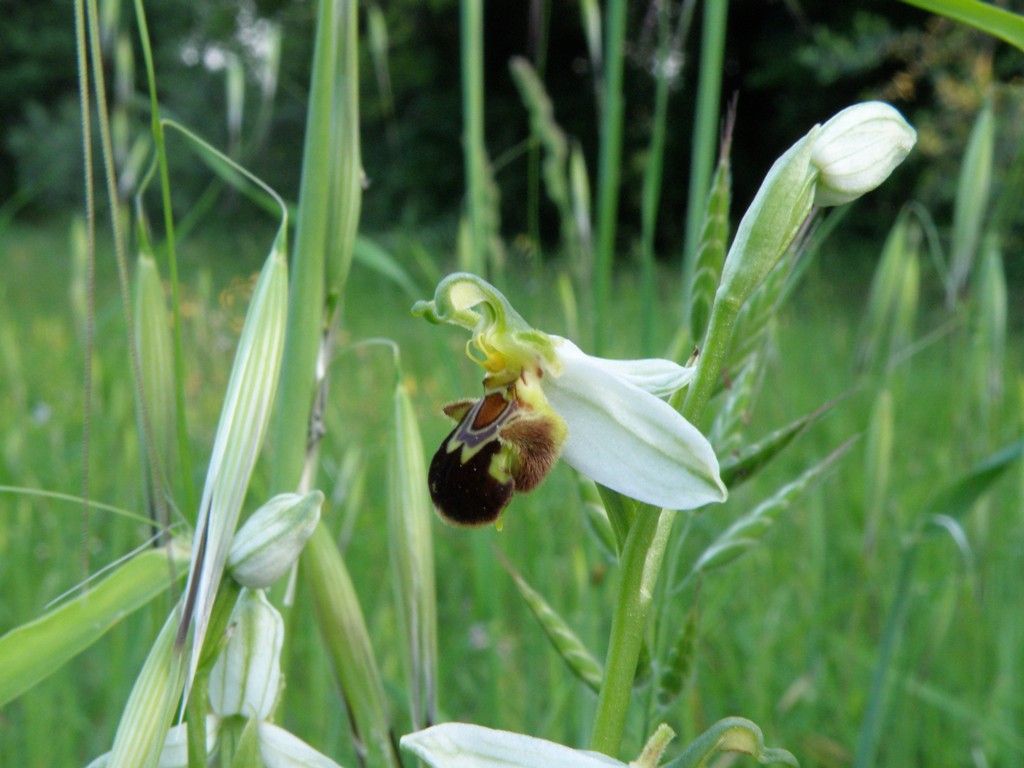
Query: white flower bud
[[228, 491, 322, 589], [811, 101, 916, 207], [208, 590, 284, 720]]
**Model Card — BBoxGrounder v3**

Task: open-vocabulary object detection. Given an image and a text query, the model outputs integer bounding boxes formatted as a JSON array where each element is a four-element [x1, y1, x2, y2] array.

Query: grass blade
[[178, 241, 288, 701], [0, 545, 188, 708], [922, 438, 1024, 521], [388, 375, 438, 730], [106, 608, 187, 768], [899, 0, 1024, 51], [304, 525, 400, 768], [863, 388, 894, 557], [948, 100, 994, 306]]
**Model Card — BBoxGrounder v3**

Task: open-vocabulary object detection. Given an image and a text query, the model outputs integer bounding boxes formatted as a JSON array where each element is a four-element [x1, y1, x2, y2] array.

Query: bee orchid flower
[[413, 273, 727, 526]]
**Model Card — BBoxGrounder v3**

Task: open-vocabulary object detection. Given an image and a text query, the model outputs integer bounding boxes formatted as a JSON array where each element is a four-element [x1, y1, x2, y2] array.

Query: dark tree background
[[2, 0, 1020, 259]]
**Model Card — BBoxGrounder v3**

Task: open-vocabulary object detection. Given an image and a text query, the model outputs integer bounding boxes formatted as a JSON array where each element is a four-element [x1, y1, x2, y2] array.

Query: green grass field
[[1, 219, 1020, 767]]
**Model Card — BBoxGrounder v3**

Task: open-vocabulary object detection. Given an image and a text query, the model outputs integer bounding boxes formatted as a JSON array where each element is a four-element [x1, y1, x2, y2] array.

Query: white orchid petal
[[157, 717, 220, 768], [400, 723, 626, 768], [258, 722, 346, 768], [551, 337, 695, 398], [545, 345, 727, 509]]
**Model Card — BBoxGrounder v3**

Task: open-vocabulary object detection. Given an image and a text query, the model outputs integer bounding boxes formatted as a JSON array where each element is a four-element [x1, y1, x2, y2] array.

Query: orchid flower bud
[[208, 590, 284, 721], [811, 101, 917, 207], [227, 491, 323, 589]]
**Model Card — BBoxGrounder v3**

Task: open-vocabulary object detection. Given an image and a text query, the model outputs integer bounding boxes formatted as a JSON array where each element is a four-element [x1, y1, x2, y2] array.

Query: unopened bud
[[228, 491, 322, 589], [811, 101, 916, 207], [208, 590, 284, 720]]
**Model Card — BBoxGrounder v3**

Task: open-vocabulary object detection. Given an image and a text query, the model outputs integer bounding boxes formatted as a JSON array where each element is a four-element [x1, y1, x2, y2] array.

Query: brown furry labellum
[[428, 386, 562, 526]]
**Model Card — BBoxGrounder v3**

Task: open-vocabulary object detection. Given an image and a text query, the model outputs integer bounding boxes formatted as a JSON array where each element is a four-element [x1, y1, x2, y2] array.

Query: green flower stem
[[682, 294, 742, 424], [591, 505, 674, 757], [591, 288, 741, 757]]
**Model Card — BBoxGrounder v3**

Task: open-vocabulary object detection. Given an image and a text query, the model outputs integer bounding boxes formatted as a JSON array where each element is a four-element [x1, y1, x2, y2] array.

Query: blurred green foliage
[[2, 1, 1022, 259]]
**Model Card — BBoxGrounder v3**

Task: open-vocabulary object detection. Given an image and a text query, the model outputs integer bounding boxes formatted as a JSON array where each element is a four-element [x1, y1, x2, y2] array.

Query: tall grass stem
[[592, 0, 627, 354], [131, 0, 197, 515], [461, 0, 487, 277], [681, 0, 728, 314]]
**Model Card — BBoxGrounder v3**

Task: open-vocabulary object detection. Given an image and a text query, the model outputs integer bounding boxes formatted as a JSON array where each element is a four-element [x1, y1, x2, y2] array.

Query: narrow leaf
[[304, 525, 399, 768], [899, 0, 1024, 52], [388, 376, 439, 730], [948, 100, 994, 305], [0, 545, 188, 707], [922, 438, 1024, 522]]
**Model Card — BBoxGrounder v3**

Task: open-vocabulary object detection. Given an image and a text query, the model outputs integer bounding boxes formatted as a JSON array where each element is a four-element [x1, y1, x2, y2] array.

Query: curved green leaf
[[0, 545, 188, 707]]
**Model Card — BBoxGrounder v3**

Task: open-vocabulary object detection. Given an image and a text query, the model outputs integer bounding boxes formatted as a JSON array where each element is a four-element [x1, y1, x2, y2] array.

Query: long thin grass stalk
[[680, 0, 729, 312], [579, 0, 603, 114], [130, 0, 197, 515], [461, 0, 487, 277], [639, 0, 690, 355], [74, 0, 97, 583], [592, 0, 627, 354], [83, 0, 178, 585], [269, 0, 349, 493]]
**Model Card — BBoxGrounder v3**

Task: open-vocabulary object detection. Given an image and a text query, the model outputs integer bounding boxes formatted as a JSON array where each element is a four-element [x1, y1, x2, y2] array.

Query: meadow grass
[[0, 220, 1020, 767]]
